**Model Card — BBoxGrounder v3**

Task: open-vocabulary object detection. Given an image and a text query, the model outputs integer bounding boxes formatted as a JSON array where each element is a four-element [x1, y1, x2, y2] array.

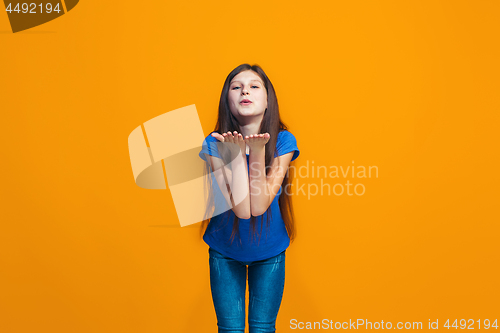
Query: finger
[[227, 131, 235, 143], [228, 131, 236, 143], [211, 132, 224, 142]]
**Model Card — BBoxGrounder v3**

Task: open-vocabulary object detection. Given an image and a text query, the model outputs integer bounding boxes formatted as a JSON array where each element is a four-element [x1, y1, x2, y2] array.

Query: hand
[[244, 133, 270, 151], [211, 131, 246, 153]]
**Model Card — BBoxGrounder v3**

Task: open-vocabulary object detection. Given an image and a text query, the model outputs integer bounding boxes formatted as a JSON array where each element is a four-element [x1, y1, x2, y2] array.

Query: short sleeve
[[275, 130, 300, 161], [199, 132, 222, 162]]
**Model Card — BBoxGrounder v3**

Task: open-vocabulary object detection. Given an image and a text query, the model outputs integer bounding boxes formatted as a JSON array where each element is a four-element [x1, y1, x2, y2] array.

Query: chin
[[240, 107, 265, 115], [240, 112, 263, 118]]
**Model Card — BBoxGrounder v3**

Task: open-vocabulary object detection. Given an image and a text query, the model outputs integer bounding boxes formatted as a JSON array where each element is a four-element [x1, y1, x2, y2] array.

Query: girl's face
[[228, 70, 268, 121]]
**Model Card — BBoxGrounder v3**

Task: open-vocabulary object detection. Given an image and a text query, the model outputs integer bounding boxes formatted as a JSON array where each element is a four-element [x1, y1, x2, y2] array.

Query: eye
[[252, 85, 259, 88], [231, 86, 240, 90]]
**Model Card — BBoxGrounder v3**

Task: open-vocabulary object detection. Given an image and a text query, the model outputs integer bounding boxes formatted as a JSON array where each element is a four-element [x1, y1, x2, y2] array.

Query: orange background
[[1, 1, 499, 332]]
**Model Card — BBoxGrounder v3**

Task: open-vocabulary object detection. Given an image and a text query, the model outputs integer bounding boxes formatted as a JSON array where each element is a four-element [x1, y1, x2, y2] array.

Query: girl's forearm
[[230, 149, 251, 219], [248, 147, 270, 216]]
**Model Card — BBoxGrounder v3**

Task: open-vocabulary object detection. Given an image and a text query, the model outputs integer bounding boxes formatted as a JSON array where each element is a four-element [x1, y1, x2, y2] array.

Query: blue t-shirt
[[198, 130, 300, 262]]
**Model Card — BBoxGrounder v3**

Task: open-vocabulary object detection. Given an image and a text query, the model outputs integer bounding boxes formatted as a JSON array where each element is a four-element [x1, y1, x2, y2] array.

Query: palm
[[212, 131, 246, 153], [244, 133, 270, 150]]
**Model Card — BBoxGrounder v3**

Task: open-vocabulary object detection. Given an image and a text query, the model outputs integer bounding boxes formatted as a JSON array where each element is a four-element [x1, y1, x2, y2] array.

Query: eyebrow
[[230, 80, 263, 85]]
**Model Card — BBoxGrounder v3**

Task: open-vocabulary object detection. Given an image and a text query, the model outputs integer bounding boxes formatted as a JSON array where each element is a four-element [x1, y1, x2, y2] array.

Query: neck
[[237, 115, 264, 138]]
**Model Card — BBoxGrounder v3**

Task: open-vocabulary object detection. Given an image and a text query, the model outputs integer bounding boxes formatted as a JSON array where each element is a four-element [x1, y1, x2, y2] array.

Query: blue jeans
[[208, 247, 286, 333]]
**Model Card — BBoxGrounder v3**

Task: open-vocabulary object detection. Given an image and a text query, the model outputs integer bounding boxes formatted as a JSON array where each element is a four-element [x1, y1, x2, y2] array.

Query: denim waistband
[[208, 247, 286, 266]]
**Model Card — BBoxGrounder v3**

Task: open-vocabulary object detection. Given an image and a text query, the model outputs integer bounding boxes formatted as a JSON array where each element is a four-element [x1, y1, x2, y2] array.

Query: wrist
[[249, 146, 265, 153]]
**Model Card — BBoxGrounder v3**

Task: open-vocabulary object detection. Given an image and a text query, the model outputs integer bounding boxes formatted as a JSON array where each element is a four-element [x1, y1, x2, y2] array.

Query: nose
[[242, 87, 249, 95]]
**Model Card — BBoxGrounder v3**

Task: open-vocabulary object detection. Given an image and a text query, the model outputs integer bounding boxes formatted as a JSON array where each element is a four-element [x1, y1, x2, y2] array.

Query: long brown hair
[[200, 63, 297, 246]]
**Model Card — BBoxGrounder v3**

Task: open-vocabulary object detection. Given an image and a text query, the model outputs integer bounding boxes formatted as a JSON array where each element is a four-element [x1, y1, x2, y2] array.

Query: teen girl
[[199, 64, 300, 333]]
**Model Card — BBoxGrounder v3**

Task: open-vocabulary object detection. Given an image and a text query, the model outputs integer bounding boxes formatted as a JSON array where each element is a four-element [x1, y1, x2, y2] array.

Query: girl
[[199, 64, 300, 332]]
